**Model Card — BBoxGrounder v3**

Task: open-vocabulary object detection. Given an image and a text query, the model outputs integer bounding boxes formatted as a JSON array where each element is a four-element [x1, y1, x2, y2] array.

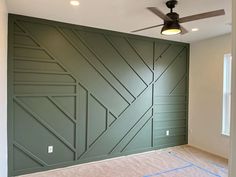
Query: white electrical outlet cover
[[166, 130, 170, 136], [48, 146, 53, 153]]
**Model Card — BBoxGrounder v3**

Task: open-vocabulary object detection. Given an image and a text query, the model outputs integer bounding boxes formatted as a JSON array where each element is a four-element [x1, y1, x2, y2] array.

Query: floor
[[18, 145, 228, 177]]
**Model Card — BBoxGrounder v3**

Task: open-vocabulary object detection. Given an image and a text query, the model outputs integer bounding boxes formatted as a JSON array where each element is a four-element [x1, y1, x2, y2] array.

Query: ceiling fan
[[131, 0, 225, 35]]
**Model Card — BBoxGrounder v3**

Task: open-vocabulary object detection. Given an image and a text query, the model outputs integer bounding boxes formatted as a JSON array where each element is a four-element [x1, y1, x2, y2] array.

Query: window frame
[[222, 53, 232, 136]]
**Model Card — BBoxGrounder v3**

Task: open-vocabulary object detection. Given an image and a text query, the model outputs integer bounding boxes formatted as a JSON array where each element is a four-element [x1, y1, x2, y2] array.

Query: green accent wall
[[8, 14, 189, 176]]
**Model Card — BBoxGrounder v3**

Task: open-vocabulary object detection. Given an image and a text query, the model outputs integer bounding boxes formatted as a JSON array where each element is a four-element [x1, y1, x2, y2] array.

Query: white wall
[[229, 0, 236, 175], [189, 34, 231, 159], [0, 0, 8, 177]]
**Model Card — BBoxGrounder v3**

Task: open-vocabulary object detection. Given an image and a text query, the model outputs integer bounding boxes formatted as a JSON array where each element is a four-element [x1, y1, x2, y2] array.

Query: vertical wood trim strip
[[8, 16, 15, 177], [75, 83, 79, 160]]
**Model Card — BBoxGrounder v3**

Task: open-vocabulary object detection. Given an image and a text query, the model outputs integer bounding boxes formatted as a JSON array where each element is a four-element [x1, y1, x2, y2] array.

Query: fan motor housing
[[166, 12, 179, 21]]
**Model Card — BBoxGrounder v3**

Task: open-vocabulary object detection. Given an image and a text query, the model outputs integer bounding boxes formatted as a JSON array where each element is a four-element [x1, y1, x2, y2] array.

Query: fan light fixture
[[161, 21, 181, 35]]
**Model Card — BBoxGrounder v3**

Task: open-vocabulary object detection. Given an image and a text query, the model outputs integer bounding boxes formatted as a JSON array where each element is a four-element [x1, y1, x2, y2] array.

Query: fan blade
[[179, 9, 225, 23], [131, 24, 163, 33], [180, 25, 188, 35], [147, 7, 172, 21]]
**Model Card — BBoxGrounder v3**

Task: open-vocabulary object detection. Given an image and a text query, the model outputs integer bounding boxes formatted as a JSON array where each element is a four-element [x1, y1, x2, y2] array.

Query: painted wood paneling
[[8, 14, 189, 176]]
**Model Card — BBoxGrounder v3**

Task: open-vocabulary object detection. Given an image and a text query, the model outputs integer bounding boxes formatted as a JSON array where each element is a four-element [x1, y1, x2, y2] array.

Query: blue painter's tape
[[168, 152, 222, 177], [192, 165, 221, 177], [143, 151, 225, 177], [209, 162, 228, 174], [143, 164, 193, 177]]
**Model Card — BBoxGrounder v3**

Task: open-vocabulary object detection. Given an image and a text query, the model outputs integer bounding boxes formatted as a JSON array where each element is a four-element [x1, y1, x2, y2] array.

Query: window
[[222, 54, 232, 136]]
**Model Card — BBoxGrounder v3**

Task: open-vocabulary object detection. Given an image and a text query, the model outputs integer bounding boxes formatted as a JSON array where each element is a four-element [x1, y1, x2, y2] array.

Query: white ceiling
[[6, 0, 232, 43]]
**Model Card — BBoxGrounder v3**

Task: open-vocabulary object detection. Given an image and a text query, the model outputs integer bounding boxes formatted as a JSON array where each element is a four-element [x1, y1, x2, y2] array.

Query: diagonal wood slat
[[47, 96, 76, 123], [14, 142, 48, 167], [14, 97, 76, 152]]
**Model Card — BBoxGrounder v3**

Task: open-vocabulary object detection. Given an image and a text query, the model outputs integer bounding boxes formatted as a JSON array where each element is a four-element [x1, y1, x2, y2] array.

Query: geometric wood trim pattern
[[8, 14, 189, 176]]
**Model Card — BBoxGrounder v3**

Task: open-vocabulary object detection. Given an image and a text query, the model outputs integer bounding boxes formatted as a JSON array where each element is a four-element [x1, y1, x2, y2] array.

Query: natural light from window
[[222, 54, 232, 136]]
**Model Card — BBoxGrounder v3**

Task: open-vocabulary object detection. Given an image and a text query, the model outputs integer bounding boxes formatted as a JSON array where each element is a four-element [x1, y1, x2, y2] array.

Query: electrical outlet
[[48, 146, 53, 153], [166, 130, 170, 136]]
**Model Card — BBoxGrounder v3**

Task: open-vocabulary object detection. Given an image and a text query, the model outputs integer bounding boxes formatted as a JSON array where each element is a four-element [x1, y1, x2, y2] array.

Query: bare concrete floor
[[18, 145, 228, 177]]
